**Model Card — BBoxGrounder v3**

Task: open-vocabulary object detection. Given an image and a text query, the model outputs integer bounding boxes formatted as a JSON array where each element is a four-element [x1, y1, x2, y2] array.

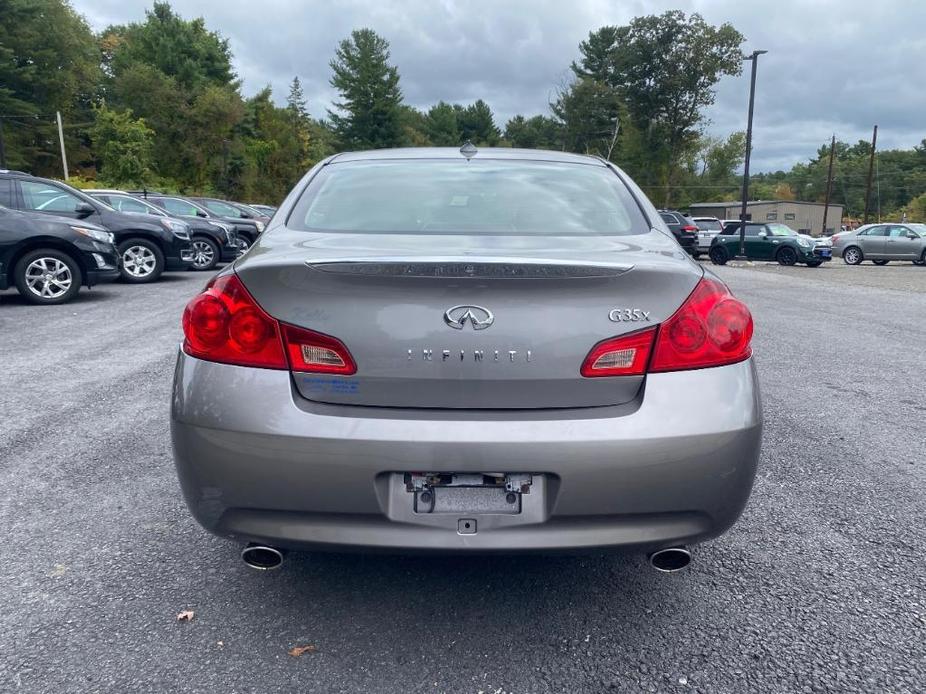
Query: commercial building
[[687, 200, 844, 237]]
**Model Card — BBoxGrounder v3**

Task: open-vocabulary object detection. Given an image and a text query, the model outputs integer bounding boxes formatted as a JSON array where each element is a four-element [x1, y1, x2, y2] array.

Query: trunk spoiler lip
[[304, 256, 636, 278]]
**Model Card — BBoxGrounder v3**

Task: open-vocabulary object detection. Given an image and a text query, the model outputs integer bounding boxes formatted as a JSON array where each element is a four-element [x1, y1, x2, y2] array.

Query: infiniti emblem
[[443, 304, 494, 330]]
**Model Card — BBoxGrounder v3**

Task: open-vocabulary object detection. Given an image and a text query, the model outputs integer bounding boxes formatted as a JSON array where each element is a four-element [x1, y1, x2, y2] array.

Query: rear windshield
[[287, 160, 648, 235], [695, 219, 722, 231]]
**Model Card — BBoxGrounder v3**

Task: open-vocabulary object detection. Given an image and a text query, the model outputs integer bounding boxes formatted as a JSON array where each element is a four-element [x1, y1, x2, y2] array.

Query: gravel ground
[[0, 263, 923, 693]]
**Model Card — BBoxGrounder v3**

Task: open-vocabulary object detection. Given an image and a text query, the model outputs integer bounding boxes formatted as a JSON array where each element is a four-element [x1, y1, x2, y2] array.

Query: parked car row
[[0, 169, 277, 304]]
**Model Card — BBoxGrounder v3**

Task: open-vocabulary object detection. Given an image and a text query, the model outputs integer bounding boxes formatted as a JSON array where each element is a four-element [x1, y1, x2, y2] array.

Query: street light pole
[[738, 49, 767, 257]]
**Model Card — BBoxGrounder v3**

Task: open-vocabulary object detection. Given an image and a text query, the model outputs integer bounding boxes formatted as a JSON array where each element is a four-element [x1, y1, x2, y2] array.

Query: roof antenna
[[460, 141, 477, 160]]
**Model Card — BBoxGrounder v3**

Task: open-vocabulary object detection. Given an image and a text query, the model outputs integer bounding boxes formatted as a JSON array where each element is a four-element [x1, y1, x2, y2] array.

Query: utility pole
[[0, 119, 6, 169], [821, 135, 836, 236], [738, 49, 767, 257], [862, 125, 878, 224], [56, 111, 68, 180]]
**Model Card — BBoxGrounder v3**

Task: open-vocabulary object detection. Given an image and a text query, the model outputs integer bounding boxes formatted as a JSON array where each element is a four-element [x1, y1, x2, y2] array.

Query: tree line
[[2, 0, 925, 217]]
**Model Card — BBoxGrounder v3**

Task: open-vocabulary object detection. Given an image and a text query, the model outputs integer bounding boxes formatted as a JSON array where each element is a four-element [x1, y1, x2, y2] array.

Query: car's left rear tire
[[776, 247, 797, 266]]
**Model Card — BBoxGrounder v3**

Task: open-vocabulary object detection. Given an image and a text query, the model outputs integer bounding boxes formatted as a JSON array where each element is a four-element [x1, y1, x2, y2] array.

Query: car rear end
[[693, 217, 723, 252], [171, 151, 761, 557]]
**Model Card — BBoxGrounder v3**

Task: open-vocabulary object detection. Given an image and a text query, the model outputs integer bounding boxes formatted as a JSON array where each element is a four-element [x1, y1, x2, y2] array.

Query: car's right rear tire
[[709, 246, 728, 265], [843, 246, 863, 265], [14, 249, 82, 305], [190, 236, 220, 271], [872, 259, 889, 266], [119, 238, 165, 283], [916, 250, 926, 266]]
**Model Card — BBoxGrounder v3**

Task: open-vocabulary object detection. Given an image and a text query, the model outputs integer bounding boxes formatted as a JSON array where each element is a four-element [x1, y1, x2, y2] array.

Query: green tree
[[573, 13, 744, 202], [504, 115, 563, 150], [551, 78, 623, 159], [457, 100, 500, 145], [328, 29, 404, 150], [89, 104, 154, 184], [285, 76, 312, 171], [104, 1, 236, 92], [424, 101, 461, 146], [0, 0, 101, 173]]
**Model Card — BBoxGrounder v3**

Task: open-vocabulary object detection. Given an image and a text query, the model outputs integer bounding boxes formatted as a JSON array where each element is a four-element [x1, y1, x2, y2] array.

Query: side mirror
[[908, 233, 918, 240], [757, 230, 768, 239], [196, 210, 208, 218], [75, 201, 95, 218]]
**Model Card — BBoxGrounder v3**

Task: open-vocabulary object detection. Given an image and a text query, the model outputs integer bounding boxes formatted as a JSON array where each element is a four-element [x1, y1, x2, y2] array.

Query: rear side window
[[159, 198, 202, 217], [288, 160, 648, 236], [203, 200, 244, 217], [0, 178, 11, 207]]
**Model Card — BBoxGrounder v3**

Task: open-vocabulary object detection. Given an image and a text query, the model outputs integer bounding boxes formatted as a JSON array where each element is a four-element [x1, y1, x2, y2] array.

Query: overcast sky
[[75, 0, 926, 172]]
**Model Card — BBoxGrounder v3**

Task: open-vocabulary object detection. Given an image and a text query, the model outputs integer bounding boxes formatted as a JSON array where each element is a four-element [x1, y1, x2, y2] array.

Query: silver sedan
[[833, 223, 926, 265], [170, 147, 762, 572]]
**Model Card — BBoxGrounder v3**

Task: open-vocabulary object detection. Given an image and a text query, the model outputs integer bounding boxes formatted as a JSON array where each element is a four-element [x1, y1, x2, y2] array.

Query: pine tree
[[286, 76, 309, 125], [328, 29, 404, 150]]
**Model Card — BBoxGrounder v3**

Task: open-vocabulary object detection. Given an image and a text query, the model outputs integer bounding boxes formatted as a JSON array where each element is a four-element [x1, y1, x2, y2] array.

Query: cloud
[[75, 0, 926, 171]]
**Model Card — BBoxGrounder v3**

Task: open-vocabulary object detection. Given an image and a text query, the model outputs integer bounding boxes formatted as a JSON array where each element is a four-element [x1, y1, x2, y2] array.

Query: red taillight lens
[[581, 277, 753, 377], [681, 225, 699, 232], [282, 324, 356, 375], [183, 274, 287, 369], [182, 274, 357, 373], [650, 277, 753, 372]]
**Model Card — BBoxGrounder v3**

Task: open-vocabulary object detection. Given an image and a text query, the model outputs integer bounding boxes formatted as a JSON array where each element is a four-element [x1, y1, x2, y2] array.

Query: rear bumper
[[171, 354, 762, 553]]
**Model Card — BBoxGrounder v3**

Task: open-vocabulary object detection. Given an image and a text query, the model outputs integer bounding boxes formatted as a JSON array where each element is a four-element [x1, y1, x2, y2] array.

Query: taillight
[[581, 277, 753, 377], [581, 328, 656, 377], [182, 273, 356, 374], [649, 277, 753, 372], [183, 274, 287, 369], [681, 225, 699, 232]]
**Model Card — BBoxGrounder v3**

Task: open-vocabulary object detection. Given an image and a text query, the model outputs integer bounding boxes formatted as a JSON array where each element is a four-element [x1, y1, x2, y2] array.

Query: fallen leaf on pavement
[[288, 644, 317, 657], [176, 610, 195, 622]]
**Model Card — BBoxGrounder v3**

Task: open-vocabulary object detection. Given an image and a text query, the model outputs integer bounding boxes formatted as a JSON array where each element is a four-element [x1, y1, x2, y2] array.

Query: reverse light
[[581, 328, 656, 377], [182, 274, 356, 373], [282, 325, 356, 374]]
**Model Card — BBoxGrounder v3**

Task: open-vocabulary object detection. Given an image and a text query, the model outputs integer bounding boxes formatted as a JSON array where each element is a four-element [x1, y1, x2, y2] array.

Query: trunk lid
[[236, 230, 701, 409]]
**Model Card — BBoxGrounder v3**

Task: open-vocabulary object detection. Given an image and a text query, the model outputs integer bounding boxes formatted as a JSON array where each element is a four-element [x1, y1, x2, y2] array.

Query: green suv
[[709, 222, 831, 267]]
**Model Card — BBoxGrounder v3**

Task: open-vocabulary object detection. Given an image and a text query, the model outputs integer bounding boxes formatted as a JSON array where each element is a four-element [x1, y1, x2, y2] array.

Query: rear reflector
[[182, 273, 356, 373]]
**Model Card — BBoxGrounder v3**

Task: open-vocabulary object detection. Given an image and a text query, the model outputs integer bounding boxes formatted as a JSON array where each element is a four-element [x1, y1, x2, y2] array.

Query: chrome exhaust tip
[[648, 546, 691, 572], [241, 543, 285, 570]]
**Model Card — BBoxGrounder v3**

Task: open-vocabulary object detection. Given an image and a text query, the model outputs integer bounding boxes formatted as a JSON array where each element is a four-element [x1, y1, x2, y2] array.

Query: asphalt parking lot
[[1, 262, 924, 693]]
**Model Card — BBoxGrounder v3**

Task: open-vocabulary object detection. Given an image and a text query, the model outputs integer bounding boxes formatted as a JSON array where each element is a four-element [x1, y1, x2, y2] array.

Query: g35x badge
[[608, 308, 651, 322]]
